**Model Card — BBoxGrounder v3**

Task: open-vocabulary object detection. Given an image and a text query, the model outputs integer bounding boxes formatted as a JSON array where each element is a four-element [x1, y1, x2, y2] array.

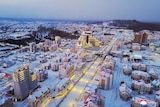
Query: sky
[[0, 0, 160, 22]]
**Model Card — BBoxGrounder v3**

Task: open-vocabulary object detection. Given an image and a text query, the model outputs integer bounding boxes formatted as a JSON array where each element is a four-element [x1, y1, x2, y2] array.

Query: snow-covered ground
[[0, 21, 160, 107]]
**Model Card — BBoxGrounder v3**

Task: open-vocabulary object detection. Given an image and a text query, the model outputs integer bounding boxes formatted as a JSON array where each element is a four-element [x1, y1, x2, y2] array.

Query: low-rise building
[[123, 65, 132, 75], [59, 63, 74, 79], [28, 87, 52, 107], [83, 93, 105, 107], [151, 79, 160, 90], [131, 70, 150, 81], [35, 68, 48, 82], [131, 80, 152, 94], [119, 82, 132, 101], [147, 68, 158, 80], [3, 61, 15, 68], [132, 63, 147, 71], [149, 43, 156, 52], [54, 78, 70, 95]]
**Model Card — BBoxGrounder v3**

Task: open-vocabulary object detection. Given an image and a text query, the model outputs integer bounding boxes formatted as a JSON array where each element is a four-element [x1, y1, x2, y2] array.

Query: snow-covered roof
[[55, 78, 69, 88], [132, 70, 150, 78], [41, 87, 48, 93], [119, 83, 132, 94], [132, 80, 151, 88], [0, 97, 5, 105], [132, 96, 157, 107], [85, 84, 97, 94], [28, 94, 36, 101], [33, 91, 42, 98], [0, 73, 5, 79], [29, 87, 49, 101], [152, 79, 160, 86], [130, 54, 142, 60]]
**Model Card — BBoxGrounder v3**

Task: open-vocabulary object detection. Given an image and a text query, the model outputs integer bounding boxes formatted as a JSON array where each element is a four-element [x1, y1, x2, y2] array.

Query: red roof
[[4, 73, 10, 78]]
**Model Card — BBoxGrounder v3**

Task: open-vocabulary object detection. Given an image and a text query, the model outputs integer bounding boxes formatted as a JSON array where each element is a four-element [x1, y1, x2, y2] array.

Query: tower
[[77, 31, 93, 48], [12, 64, 38, 101], [55, 36, 61, 46], [84, 31, 92, 46], [12, 67, 29, 100], [142, 32, 148, 44], [29, 42, 36, 53], [100, 71, 113, 90], [133, 32, 148, 44]]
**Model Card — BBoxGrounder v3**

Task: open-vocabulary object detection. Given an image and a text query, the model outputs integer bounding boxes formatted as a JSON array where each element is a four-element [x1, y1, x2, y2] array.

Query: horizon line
[[0, 17, 160, 23]]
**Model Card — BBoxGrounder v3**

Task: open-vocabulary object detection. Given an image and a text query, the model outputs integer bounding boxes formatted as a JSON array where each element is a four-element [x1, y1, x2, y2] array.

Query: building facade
[[133, 32, 148, 44], [29, 42, 36, 53], [77, 31, 100, 48], [99, 70, 113, 90], [12, 64, 38, 101], [28, 87, 52, 107]]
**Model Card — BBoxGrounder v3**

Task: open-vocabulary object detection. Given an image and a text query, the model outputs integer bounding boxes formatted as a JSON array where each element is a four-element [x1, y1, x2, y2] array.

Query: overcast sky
[[0, 0, 160, 22]]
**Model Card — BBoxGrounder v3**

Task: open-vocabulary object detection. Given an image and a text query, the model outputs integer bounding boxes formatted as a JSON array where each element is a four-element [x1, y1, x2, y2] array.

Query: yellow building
[[77, 31, 100, 48]]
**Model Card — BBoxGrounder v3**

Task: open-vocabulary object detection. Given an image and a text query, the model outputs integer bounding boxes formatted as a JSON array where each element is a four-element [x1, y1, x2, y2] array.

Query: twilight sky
[[0, 0, 160, 22]]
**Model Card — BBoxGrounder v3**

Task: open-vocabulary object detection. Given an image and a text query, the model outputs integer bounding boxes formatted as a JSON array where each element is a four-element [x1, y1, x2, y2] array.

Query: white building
[[99, 69, 113, 90]]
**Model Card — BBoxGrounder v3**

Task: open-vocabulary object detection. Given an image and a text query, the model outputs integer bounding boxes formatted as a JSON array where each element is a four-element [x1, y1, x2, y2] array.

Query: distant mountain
[[109, 20, 160, 31]]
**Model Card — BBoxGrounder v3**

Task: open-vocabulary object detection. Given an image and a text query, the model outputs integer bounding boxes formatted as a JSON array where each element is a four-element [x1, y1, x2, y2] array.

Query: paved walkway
[[59, 58, 101, 107]]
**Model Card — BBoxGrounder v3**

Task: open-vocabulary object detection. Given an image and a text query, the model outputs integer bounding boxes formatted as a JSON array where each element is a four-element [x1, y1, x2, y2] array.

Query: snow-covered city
[[0, 1, 160, 107], [0, 18, 160, 107]]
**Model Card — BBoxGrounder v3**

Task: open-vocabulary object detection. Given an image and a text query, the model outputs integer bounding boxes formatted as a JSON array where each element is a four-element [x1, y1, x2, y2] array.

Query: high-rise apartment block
[[99, 70, 113, 90], [12, 64, 38, 101], [55, 36, 61, 46], [77, 31, 100, 48], [133, 32, 148, 44], [29, 42, 36, 53]]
